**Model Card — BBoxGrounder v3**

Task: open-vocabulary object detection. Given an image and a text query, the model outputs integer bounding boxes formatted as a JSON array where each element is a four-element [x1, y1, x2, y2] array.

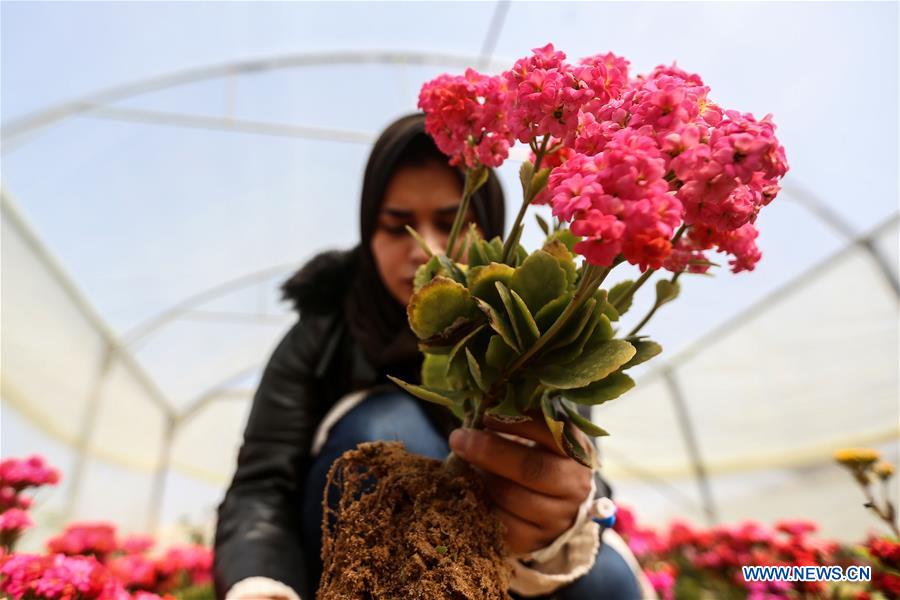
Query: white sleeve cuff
[[225, 576, 302, 600], [505, 470, 602, 596]]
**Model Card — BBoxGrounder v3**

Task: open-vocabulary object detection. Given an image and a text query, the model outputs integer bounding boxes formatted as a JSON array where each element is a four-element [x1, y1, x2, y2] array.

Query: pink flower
[[503, 44, 595, 145], [47, 523, 118, 561], [0, 509, 33, 533], [118, 535, 154, 555], [155, 545, 212, 587], [0, 456, 60, 491], [418, 69, 514, 168], [663, 234, 711, 274], [548, 130, 680, 270], [774, 520, 818, 539], [0, 553, 46, 598], [713, 223, 762, 273], [709, 110, 788, 184], [646, 564, 677, 600], [574, 51, 630, 114], [108, 554, 157, 590], [0, 554, 126, 600]]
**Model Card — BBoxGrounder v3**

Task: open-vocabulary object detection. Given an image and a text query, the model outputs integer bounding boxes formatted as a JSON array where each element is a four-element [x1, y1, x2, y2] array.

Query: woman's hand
[[448, 414, 594, 555]]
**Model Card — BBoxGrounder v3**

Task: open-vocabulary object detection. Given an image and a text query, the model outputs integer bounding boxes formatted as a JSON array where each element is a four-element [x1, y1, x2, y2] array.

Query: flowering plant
[[393, 43, 788, 467], [615, 505, 899, 600], [0, 456, 213, 600]]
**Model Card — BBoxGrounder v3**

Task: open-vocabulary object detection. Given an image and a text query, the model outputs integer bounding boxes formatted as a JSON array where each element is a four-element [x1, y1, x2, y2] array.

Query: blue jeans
[[301, 390, 641, 599]]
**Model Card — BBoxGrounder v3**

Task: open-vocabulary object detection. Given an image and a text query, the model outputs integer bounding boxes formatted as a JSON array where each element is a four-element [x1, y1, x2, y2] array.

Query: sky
[[1, 1, 898, 536]]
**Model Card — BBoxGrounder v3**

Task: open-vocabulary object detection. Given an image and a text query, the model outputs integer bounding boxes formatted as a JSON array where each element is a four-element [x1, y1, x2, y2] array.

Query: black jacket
[[213, 251, 611, 600]]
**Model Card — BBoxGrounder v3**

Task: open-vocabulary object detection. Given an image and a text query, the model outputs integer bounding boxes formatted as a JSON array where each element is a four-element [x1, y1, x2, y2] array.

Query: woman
[[213, 113, 645, 600]]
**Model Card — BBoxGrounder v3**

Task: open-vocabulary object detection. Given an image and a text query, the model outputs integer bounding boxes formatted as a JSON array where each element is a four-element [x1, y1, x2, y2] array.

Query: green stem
[[612, 224, 688, 313], [501, 135, 550, 263], [614, 268, 655, 312], [445, 169, 474, 261], [862, 481, 900, 538], [628, 271, 682, 338]]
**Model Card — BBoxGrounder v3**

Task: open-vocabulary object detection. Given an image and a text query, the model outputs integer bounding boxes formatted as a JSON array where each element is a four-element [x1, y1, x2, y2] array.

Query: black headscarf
[[344, 113, 505, 378]]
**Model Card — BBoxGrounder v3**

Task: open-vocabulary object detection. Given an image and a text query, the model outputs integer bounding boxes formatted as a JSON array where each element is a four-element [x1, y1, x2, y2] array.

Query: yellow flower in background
[[874, 461, 895, 481], [833, 448, 881, 469]]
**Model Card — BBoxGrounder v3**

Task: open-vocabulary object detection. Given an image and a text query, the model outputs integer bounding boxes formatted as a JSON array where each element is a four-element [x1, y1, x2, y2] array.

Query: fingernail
[[449, 429, 471, 456]]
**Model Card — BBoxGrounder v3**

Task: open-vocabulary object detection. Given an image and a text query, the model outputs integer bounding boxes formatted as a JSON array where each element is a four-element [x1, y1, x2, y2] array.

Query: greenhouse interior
[[1, 2, 898, 598]]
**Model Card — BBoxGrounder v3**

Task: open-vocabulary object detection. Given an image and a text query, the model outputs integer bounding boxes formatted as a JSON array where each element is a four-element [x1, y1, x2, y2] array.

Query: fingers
[[483, 412, 566, 457], [483, 473, 576, 535], [492, 504, 554, 555], [482, 412, 595, 460], [449, 428, 592, 499]]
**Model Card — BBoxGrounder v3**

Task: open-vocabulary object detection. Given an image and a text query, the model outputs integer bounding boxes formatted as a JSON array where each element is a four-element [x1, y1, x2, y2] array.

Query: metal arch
[[0, 190, 175, 419], [176, 364, 265, 425], [782, 182, 899, 297], [478, 1, 511, 71], [640, 213, 899, 385], [1, 50, 510, 144], [121, 261, 301, 349]]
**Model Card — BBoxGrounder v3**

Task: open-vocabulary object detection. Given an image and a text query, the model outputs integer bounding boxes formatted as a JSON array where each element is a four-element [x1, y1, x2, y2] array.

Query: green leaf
[[535, 214, 550, 237], [534, 292, 573, 334], [519, 160, 535, 195], [541, 240, 578, 288], [655, 279, 680, 306], [435, 545, 448, 554], [496, 282, 540, 350], [621, 340, 662, 370], [468, 238, 491, 268], [547, 298, 597, 351], [562, 372, 636, 406], [465, 348, 487, 392], [607, 280, 634, 315], [467, 263, 515, 310], [562, 420, 595, 468], [587, 312, 614, 344], [546, 229, 580, 253], [538, 339, 636, 389], [530, 167, 551, 199], [408, 277, 477, 339], [486, 237, 504, 262], [540, 391, 567, 456], [510, 251, 568, 314], [485, 384, 531, 423], [561, 399, 609, 437], [404, 225, 434, 259], [387, 376, 465, 410], [413, 255, 443, 291], [474, 298, 520, 353], [541, 306, 603, 365], [445, 324, 487, 366], [419, 317, 484, 353], [513, 377, 544, 413], [485, 334, 515, 370], [436, 255, 467, 285], [422, 353, 450, 389]]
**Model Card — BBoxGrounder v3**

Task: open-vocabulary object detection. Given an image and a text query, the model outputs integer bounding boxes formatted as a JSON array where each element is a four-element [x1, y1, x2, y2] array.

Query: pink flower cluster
[[48, 524, 119, 561], [0, 509, 33, 534], [417, 68, 514, 168], [546, 129, 682, 271], [612, 506, 894, 599], [0, 456, 211, 600], [542, 59, 787, 273], [419, 43, 788, 274], [0, 457, 61, 548], [0, 554, 127, 600], [1, 456, 60, 514]]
